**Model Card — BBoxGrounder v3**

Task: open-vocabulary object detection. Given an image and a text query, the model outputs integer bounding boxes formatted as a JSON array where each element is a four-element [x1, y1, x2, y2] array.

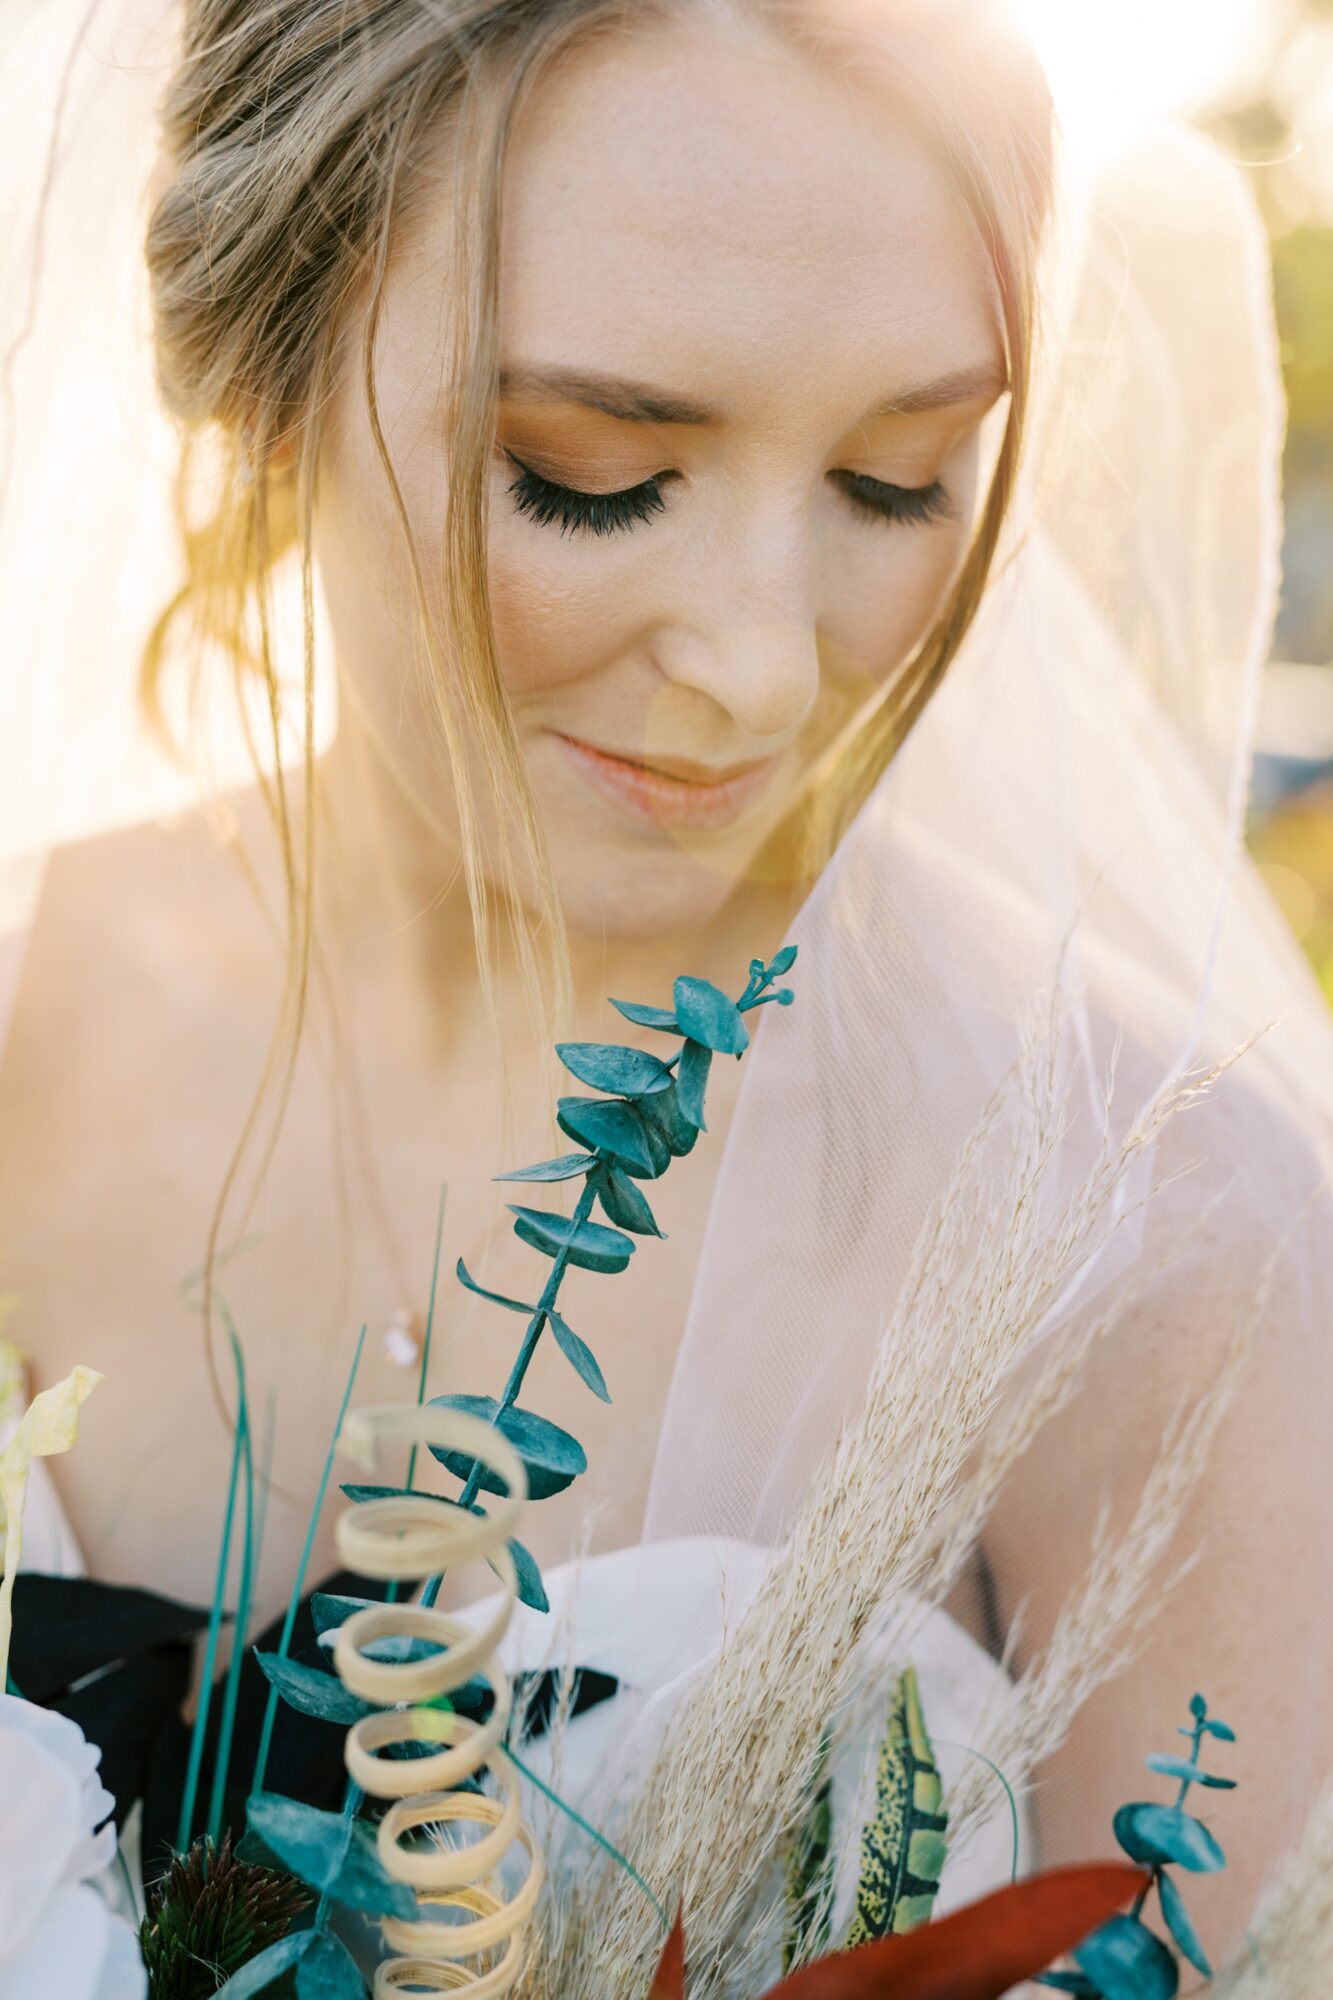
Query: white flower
[[0, 1694, 146, 2000]]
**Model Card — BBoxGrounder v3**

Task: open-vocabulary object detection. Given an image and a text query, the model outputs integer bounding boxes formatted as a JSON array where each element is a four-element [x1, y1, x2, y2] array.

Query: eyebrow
[[497, 360, 1008, 427]]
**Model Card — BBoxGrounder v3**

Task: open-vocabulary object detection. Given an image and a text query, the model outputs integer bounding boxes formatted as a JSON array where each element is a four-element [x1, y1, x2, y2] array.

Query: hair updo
[[143, 0, 1052, 1345]]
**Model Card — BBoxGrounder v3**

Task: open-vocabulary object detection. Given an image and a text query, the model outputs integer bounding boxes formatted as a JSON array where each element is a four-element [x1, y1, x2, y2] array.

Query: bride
[[2, 0, 1331, 1986]]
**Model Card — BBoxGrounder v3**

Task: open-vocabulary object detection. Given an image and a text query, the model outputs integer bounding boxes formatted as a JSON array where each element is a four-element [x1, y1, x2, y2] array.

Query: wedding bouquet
[[3, 948, 1318, 2000]]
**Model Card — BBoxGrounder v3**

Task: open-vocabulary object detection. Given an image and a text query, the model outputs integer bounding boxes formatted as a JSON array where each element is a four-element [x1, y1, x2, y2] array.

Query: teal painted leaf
[[1158, 1868, 1212, 1977], [254, 1652, 373, 1724], [455, 1257, 536, 1315], [593, 1165, 664, 1238], [844, 1665, 948, 1946], [557, 1096, 663, 1176], [295, 1932, 365, 2000], [609, 996, 680, 1033], [214, 1932, 311, 1999], [634, 1083, 698, 1164], [1202, 1719, 1236, 1741], [1113, 1803, 1226, 1873], [1035, 1977, 1099, 1995], [429, 1393, 588, 1499], [1074, 1914, 1179, 2000], [555, 1041, 673, 1096], [507, 1535, 550, 1613], [338, 1483, 453, 1505], [1146, 1753, 1236, 1789], [508, 1203, 634, 1273], [770, 943, 798, 975], [245, 1793, 418, 1919], [494, 1153, 594, 1183], [673, 975, 749, 1055], [312, 1591, 373, 1637], [549, 1309, 612, 1403], [676, 1039, 713, 1130]]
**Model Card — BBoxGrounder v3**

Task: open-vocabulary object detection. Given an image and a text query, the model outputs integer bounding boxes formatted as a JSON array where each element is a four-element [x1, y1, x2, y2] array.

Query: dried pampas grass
[[1214, 1782, 1333, 1998], [529, 1004, 1252, 2000]]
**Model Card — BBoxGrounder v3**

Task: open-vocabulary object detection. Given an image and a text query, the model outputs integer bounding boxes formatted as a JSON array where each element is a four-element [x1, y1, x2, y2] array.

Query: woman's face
[[316, 12, 1005, 941]]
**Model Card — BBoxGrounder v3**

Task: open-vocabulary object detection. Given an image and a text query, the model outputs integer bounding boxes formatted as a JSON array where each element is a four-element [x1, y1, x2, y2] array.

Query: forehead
[[486, 14, 1001, 422]]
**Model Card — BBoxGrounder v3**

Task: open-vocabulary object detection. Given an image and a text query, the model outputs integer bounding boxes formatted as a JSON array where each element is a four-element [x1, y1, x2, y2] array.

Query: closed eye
[[502, 451, 955, 538], [830, 468, 956, 528], [504, 452, 673, 536]]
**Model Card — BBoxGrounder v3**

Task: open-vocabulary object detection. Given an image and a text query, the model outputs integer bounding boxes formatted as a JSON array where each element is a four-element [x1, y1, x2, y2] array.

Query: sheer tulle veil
[[4, 0, 1333, 1973]]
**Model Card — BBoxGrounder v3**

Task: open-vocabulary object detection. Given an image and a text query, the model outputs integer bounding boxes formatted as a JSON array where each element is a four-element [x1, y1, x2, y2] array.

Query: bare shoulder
[[0, 793, 282, 1360], [2, 792, 279, 1109]]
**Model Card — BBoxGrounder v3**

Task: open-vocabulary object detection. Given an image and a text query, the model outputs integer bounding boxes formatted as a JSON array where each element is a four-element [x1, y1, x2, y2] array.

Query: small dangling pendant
[[384, 1306, 424, 1369]]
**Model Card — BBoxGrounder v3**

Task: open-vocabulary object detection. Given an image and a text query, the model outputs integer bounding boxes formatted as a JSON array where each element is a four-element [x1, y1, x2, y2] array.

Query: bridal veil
[[3, 0, 1333, 1982]]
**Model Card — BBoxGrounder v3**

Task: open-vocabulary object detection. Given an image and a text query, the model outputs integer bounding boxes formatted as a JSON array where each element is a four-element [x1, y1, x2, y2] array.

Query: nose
[[649, 515, 822, 745]]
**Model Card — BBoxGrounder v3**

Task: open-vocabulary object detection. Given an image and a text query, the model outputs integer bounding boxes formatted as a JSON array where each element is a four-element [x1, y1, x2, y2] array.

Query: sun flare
[[1009, 0, 1267, 153]]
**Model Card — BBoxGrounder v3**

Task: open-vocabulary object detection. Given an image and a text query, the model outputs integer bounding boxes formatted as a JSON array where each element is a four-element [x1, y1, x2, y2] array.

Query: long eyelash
[[833, 469, 955, 528], [505, 454, 668, 537]]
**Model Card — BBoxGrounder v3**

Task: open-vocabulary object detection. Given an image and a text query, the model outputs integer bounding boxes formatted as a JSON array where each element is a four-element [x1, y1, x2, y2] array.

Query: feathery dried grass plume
[[1213, 1783, 1333, 1999], [533, 998, 1247, 1999]]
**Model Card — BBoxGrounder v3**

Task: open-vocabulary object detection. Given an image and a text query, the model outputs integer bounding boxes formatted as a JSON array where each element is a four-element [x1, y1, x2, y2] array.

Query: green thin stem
[[507, 1744, 669, 1934], [421, 1178, 597, 1613], [404, 1184, 448, 1496], [177, 1333, 249, 1853], [207, 1325, 256, 1843], [933, 1737, 1022, 1885], [251, 1324, 368, 1799]]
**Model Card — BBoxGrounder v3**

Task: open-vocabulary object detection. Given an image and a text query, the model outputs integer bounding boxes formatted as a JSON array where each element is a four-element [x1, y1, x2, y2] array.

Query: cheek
[[486, 515, 642, 705], [817, 514, 977, 711]]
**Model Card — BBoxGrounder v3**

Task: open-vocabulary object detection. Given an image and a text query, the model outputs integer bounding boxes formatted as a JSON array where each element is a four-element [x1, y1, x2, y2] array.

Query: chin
[[547, 841, 754, 944]]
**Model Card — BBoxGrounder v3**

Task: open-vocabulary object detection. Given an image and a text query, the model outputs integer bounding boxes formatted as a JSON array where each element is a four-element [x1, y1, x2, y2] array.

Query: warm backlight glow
[[1009, 0, 1267, 153]]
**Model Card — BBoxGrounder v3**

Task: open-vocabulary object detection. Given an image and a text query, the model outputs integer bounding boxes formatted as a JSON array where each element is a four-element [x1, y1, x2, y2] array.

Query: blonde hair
[[143, 0, 1051, 1360]]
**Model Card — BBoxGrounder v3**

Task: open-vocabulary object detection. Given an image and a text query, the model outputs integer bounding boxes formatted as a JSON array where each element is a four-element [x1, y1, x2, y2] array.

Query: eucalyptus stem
[[207, 1318, 257, 1844], [421, 1178, 596, 1612]]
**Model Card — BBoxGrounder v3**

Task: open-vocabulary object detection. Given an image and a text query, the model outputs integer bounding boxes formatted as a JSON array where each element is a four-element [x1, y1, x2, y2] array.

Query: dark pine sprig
[[1038, 1692, 1237, 1999], [140, 1833, 309, 2000], [418, 946, 798, 1611]]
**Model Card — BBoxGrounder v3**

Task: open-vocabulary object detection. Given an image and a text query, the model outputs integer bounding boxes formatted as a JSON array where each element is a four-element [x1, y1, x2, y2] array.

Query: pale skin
[[1, 8, 1327, 1955]]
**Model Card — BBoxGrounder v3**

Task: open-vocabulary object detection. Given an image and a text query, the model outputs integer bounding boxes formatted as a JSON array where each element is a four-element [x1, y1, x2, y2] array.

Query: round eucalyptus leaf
[[676, 1038, 713, 1130], [673, 975, 749, 1055], [494, 1152, 594, 1183], [253, 1652, 373, 1725], [508, 1202, 635, 1273], [609, 996, 680, 1033], [593, 1164, 664, 1238], [1075, 1915, 1179, 2000], [557, 1095, 661, 1175], [1146, 1753, 1235, 1789], [1158, 1868, 1212, 1977], [633, 1082, 697, 1164], [555, 1040, 673, 1096], [295, 1931, 365, 2000], [1202, 1718, 1236, 1741], [550, 1308, 613, 1402], [1113, 1802, 1226, 1872], [429, 1392, 588, 1498]]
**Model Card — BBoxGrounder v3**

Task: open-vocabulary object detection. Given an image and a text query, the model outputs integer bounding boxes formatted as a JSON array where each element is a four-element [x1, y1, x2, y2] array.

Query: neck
[[315, 697, 796, 1039]]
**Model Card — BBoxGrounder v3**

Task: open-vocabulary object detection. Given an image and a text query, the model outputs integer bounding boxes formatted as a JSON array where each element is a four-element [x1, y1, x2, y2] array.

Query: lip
[[554, 733, 781, 831]]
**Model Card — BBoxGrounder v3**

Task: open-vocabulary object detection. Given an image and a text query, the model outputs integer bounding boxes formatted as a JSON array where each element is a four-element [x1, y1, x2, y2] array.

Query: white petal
[[91, 1911, 148, 2000], [0, 1695, 103, 1788], [0, 1883, 115, 2000], [0, 1731, 81, 1958]]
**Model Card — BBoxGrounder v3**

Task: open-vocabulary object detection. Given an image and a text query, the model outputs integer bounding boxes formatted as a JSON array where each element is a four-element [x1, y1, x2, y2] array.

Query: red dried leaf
[[647, 1903, 687, 2000], [758, 1864, 1148, 2000]]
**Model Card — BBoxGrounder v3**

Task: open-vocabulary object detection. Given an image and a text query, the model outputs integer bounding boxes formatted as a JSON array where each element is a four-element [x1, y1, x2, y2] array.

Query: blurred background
[[1015, 0, 1333, 1001]]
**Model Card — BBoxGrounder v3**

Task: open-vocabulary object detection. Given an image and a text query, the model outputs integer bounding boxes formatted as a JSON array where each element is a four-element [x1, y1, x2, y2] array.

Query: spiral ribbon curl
[[333, 1405, 544, 1997]]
